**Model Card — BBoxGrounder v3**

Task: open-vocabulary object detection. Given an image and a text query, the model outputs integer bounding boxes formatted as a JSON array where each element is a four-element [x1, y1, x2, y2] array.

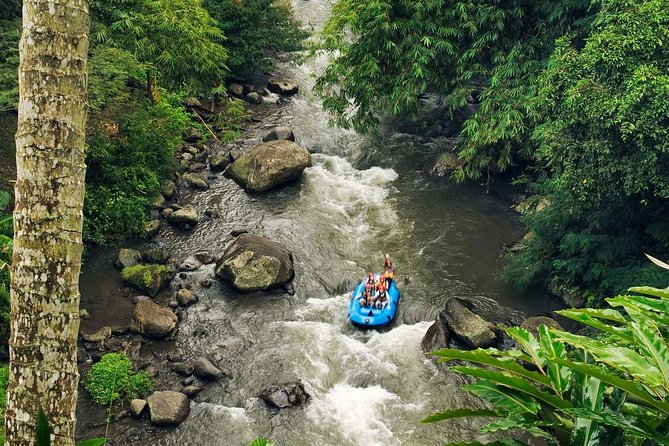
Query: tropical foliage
[[504, 0, 669, 300], [203, 0, 308, 79], [426, 285, 669, 445], [0, 191, 11, 350], [316, 0, 594, 179]]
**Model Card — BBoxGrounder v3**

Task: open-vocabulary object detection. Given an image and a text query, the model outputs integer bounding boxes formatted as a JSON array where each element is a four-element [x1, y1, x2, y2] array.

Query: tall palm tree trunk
[[6, 1, 89, 445]]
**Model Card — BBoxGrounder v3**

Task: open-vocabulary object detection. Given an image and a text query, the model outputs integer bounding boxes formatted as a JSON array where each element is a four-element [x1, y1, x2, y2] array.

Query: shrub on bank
[[85, 353, 154, 407]]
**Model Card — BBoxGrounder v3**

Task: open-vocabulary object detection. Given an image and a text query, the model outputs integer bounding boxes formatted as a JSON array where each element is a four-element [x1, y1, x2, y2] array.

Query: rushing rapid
[[77, 0, 559, 444]]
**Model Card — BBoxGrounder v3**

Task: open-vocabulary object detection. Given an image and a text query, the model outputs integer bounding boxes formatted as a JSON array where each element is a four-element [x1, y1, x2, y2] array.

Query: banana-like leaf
[[538, 325, 570, 396], [629, 321, 669, 392], [479, 416, 558, 445], [422, 408, 499, 423], [569, 375, 606, 446], [432, 348, 552, 386], [561, 408, 669, 445], [0, 191, 9, 211], [450, 366, 572, 410], [550, 358, 669, 415], [463, 379, 540, 415], [629, 285, 669, 300], [551, 331, 664, 387], [505, 326, 544, 371], [608, 295, 669, 327], [556, 308, 633, 342], [0, 215, 12, 233]]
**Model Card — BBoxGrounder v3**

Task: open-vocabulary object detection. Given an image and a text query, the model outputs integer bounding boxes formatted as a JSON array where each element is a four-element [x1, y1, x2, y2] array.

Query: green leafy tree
[[505, 0, 669, 300], [90, 0, 228, 95], [203, 0, 308, 79], [426, 285, 669, 445], [316, 0, 593, 180], [84, 353, 154, 407]]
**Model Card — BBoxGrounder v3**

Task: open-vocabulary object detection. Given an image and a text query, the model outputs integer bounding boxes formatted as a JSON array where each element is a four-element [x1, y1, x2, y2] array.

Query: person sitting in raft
[[375, 280, 389, 310], [359, 282, 375, 308]]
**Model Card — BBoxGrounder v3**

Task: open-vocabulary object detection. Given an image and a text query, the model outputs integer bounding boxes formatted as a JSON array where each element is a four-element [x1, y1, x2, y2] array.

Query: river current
[[76, 0, 559, 444]]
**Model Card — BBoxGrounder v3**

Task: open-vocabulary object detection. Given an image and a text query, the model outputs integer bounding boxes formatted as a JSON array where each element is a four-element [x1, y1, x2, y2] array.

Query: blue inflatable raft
[[348, 274, 400, 328]]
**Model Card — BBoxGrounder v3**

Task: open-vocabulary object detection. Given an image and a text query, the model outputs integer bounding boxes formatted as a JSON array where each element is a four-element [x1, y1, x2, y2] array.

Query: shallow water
[[76, 1, 560, 443]]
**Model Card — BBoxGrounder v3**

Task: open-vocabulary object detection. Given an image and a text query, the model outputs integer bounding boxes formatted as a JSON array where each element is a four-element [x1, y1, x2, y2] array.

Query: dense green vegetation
[[0, 0, 306, 245], [84, 353, 154, 407], [427, 285, 669, 445], [319, 0, 669, 301]]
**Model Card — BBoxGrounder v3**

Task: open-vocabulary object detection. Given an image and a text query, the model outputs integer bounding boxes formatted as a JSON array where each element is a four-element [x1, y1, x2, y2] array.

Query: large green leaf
[[551, 358, 669, 415], [422, 408, 499, 424], [36, 408, 51, 446], [551, 331, 664, 387], [479, 416, 558, 444], [561, 409, 669, 445], [628, 286, 669, 301], [0, 215, 11, 234], [607, 295, 669, 327], [0, 191, 9, 211], [433, 349, 552, 386], [247, 440, 273, 446], [538, 325, 570, 396], [629, 321, 669, 392], [505, 326, 544, 371], [463, 380, 540, 415], [444, 441, 534, 446], [556, 308, 632, 342], [569, 375, 605, 446], [450, 366, 572, 410]]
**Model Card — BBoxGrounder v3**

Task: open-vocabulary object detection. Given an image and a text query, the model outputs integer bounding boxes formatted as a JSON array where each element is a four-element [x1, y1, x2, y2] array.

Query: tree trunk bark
[[6, 1, 89, 445]]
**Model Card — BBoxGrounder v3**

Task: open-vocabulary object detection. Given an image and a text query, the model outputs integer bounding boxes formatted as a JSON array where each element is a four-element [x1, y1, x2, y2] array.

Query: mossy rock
[[121, 264, 175, 297]]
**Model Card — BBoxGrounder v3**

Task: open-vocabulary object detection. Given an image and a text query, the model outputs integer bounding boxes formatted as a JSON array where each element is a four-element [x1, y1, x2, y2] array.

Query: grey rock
[[162, 208, 174, 219], [144, 220, 161, 238], [177, 288, 198, 306], [130, 299, 178, 338], [246, 92, 263, 104], [183, 127, 203, 143], [141, 248, 170, 264], [121, 264, 174, 297], [441, 299, 498, 349], [132, 295, 150, 305], [153, 193, 167, 209], [428, 152, 459, 177], [179, 256, 203, 271], [230, 149, 242, 161], [194, 251, 215, 264], [172, 362, 194, 376], [215, 233, 295, 291], [147, 391, 190, 425], [260, 382, 309, 409], [193, 356, 223, 380], [225, 140, 311, 192], [167, 208, 199, 226], [182, 385, 204, 398], [182, 173, 209, 189], [182, 152, 195, 162], [188, 162, 207, 172], [117, 248, 142, 269], [161, 180, 177, 199], [81, 326, 112, 343], [262, 126, 295, 143], [79, 309, 91, 320], [228, 83, 244, 97], [209, 151, 231, 172], [267, 79, 299, 96], [421, 319, 450, 354], [130, 399, 147, 418], [521, 316, 564, 339]]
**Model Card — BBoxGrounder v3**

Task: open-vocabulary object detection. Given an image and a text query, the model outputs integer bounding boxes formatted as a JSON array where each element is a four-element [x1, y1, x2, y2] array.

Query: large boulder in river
[[121, 264, 174, 296], [260, 382, 309, 409], [215, 233, 294, 291], [147, 391, 190, 425], [225, 140, 311, 192], [441, 298, 498, 349], [421, 317, 450, 354], [428, 152, 459, 177], [267, 78, 298, 96], [130, 299, 178, 338], [262, 126, 295, 143], [117, 248, 141, 269]]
